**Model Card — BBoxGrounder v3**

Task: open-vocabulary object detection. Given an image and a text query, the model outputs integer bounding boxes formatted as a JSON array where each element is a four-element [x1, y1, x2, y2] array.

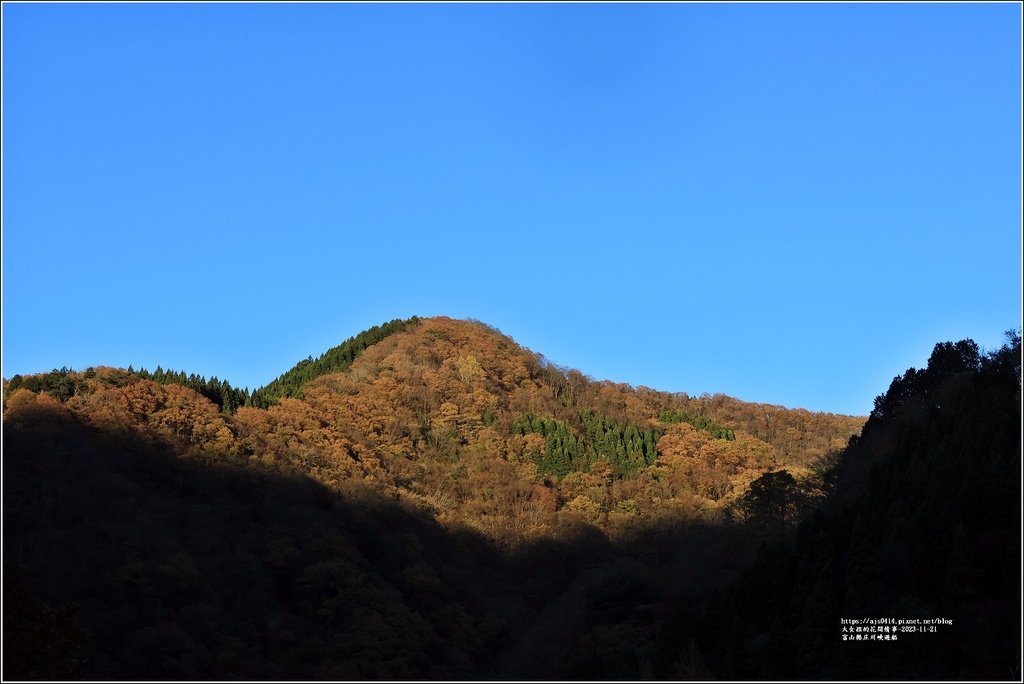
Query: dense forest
[[2, 317, 1019, 680]]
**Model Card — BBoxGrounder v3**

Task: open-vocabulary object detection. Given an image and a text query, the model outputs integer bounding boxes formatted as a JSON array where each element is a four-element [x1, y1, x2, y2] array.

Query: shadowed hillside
[[654, 332, 1022, 680], [1, 390, 762, 680], [4, 318, 1017, 679]]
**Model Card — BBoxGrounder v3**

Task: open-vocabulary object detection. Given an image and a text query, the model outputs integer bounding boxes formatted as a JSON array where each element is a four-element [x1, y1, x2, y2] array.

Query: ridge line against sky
[[2, 2, 1021, 416]]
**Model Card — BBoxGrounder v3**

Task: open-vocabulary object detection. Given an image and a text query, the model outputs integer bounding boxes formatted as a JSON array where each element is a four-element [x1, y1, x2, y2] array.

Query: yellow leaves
[[469, 387, 496, 417], [733, 433, 778, 470], [650, 422, 780, 504], [453, 355, 486, 386], [564, 495, 604, 526], [437, 401, 460, 427], [615, 498, 639, 514], [559, 470, 604, 502]]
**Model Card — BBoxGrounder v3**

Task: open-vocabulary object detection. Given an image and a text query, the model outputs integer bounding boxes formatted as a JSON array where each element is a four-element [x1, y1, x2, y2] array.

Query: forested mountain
[[3, 317, 1018, 680], [655, 332, 1022, 680], [2, 318, 863, 542], [247, 317, 420, 408]]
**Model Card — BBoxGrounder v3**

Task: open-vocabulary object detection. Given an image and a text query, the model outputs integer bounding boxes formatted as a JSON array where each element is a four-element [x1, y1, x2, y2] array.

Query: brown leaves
[[68, 381, 235, 459], [4, 389, 74, 431], [3, 316, 863, 546]]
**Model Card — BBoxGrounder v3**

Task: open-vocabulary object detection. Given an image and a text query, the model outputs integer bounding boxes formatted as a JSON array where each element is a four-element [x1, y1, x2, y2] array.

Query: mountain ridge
[[4, 315, 865, 546], [4, 315, 867, 419]]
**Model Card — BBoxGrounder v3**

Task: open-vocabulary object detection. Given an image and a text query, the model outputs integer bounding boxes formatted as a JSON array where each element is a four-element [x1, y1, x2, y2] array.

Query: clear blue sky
[[3, 3, 1020, 416]]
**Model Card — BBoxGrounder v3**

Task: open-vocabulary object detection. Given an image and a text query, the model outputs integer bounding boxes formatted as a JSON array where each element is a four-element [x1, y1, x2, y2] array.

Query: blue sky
[[3, 3, 1020, 416]]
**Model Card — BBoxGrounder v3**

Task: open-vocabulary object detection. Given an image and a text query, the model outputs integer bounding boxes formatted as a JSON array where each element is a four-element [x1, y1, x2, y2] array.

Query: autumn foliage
[[4, 317, 863, 547], [13, 318, 1014, 680]]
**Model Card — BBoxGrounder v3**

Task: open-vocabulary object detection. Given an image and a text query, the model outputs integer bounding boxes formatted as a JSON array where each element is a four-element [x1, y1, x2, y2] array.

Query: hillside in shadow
[[655, 333, 1022, 680], [3, 325, 1019, 680], [3, 395, 761, 680]]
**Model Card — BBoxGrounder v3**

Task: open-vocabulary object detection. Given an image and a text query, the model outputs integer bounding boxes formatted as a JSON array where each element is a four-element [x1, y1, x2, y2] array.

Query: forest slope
[[3, 319, 1017, 680], [4, 316, 864, 543]]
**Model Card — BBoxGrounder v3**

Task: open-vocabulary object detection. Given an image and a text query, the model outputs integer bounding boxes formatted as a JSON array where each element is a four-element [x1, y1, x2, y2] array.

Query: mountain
[[4, 316, 864, 544], [3, 316, 1017, 680]]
